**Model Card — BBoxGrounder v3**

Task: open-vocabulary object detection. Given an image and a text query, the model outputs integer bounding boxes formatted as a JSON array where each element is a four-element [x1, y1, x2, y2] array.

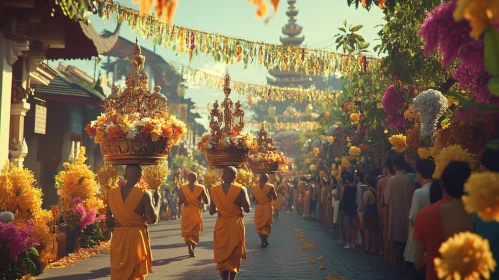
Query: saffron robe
[[211, 183, 246, 275], [253, 183, 274, 236], [181, 183, 205, 245], [108, 186, 153, 280]]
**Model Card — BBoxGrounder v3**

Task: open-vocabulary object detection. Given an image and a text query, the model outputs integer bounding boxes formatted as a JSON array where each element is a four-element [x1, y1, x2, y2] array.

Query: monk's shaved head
[[222, 166, 237, 183], [188, 172, 197, 183], [260, 173, 269, 183], [125, 164, 142, 183]]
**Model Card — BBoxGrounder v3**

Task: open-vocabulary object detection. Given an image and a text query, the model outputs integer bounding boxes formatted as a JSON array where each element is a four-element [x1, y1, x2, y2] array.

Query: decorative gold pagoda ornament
[[197, 71, 254, 168], [85, 38, 187, 165], [249, 123, 286, 174]]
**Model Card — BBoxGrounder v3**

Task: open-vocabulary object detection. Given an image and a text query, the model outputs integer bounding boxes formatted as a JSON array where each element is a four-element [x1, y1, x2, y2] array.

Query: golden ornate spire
[[208, 70, 245, 136], [257, 122, 276, 151]]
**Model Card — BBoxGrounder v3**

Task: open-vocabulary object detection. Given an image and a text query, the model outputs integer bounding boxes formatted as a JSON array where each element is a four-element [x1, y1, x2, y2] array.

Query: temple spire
[[280, 0, 304, 46]]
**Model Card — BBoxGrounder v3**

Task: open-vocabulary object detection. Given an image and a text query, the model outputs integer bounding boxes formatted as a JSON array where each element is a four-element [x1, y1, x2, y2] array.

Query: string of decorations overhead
[[57, 0, 381, 77], [249, 121, 320, 132], [173, 63, 342, 103]]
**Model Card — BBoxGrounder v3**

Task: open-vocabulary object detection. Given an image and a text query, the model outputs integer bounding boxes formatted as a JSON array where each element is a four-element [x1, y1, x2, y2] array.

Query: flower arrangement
[[412, 89, 448, 139], [0, 222, 40, 279], [96, 164, 121, 194], [389, 134, 407, 153], [418, 148, 431, 159], [433, 145, 476, 178], [350, 113, 360, 124], [197, 131, 254, 152], [462, 172, 499, 222], [142, 159, 170, 190], [406, 124, 421, 151], [249, 151, 286, 164], [382, 85, 409, 131], [235, 169, 255, 187], [65, 198, 104, 230], [0, 162, 52, 264], [55, 147, 104, 230], [203, 170, 221, 190], [348, 146, 361, 157], [434, 232, 496, 280], [85, 113, 187, 146]]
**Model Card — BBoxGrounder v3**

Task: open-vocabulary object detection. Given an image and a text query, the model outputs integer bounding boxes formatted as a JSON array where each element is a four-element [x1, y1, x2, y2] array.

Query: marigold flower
[[418, 148, 431, 159], [454, 0, 499, 39], [350, 113, 360, 124], [341, 157, 351, 168], [433, 144, 476, 178], [388, 134, 407, 153], [349, 146, 361, 157], [313, 147, 320, 154], [462, 172, 499, 222], [434, 232, 496, 280]]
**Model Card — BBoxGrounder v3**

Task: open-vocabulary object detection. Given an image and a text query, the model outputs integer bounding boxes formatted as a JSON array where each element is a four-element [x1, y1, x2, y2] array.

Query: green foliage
[[334, 20, 370, 54], [171, 155, 198, 171], [78, 222, 105, 249], [0, 247, 40, 279]]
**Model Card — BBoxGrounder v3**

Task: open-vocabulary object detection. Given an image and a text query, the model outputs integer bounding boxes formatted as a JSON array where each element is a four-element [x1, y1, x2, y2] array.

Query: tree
[[334, 20, 370, 54]]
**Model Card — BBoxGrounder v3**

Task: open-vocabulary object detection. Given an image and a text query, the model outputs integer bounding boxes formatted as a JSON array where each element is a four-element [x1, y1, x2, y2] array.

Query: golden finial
[[133, 37, 141, 55], [223, 70, 231, 97]]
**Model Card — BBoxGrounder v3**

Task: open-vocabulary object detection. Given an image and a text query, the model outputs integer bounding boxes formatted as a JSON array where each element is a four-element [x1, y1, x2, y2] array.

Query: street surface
[[38, 210, 398, 279]]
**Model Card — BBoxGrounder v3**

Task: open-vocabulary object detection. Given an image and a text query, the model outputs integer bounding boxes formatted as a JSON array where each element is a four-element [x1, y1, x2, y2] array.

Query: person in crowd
[[363, 175, 379, 254], [309, 178, 319, 219], [341, 172, 358, 249], [168, 189, 178, 220], [273, 179, 283, 218], [404, 159, 436, 264], [429, 180, 442, 204], [287, 181, 294, 214], [379, 159, 395, 258], [385, 155, 415, 275], [413, 161, 472, 280], [475, 148, 499, 280], [326, 177, 334, 229], [303, 182, 311, 218], [356, 171, 366, 250], [252, 173, 277, 247], [210, 166, 250, 280], [321, 177, 328, 226], [332, 179, 340, 233], [106, 164, 160, 280], [336, 179, 346, 243], [178, 172, 209, 257]]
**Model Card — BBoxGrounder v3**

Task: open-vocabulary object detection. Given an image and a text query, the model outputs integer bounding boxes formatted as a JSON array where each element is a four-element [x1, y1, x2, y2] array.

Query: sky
[[54, 0, 385, 128]]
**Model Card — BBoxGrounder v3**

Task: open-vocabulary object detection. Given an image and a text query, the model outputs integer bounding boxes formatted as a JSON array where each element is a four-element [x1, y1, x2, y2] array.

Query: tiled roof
[[34, 74, 105, 101]]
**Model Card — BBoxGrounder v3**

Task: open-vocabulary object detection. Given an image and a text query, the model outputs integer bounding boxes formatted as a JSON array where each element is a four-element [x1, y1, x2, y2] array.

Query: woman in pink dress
[[303, 186, 311, 218]]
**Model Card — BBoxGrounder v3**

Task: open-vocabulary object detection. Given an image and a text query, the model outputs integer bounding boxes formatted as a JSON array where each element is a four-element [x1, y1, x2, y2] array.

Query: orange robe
[[108, 186, 153, 280], [253, 183, 274, 236], [181, 183, 205, 245], [211, 183, 246, 275]]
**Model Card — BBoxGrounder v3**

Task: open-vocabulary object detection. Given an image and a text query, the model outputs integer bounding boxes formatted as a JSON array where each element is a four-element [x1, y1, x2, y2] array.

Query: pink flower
[[0, 222, 39, 262], [382, 85, 409, 132]]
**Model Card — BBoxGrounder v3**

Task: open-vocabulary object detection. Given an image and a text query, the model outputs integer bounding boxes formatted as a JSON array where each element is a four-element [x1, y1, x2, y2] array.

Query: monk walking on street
[[210, 166, 250, 280], [106, 164, 161, 280], [178, 172, 209, 257], [252, 173, 277, 247]]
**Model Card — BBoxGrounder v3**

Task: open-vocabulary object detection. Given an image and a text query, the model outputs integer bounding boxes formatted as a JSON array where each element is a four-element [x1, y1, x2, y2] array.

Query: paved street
[[38, 210, 398, 280]]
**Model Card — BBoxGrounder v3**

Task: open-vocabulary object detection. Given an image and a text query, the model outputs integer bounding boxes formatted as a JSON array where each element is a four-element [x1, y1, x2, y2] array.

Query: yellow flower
[[350, 113, 360, 124], [454, 0, 499, 39], [462, 172, 499, 222], [96, 164, 121, 194], [334, 157, 341, 163], [434, 232, 496, 280], [310, 164, 317, 171], [404, 105, 418, 120], [235, 169, 254, 187], [305, 158, 311, 164], [349, 146, 361, 157], [142, 159, 170, 190], [388, 134, 407, 153], [433, 145, 476, 178], [341, 157, 351, 168], [313, 147, 320, 154], [327, 136, 335, 143], [418, 148, 431, 159]]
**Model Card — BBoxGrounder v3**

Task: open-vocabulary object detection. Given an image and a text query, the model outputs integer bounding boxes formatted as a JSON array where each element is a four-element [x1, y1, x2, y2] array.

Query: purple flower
[[453, 63, 493, 104], [0, 222, 39, 262], [382, 85, 409, 131]]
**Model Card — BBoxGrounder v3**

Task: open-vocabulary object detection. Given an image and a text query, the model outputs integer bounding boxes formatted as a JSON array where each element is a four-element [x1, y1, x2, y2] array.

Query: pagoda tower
[[267, 0, 312, 88]]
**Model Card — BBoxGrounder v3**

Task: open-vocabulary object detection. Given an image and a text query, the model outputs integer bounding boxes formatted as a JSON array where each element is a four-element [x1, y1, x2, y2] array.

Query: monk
[[210, 166, 250, 280], [251, 173, 277, 247], [106, 164, 161, 280], [178, 172, 209, 257]]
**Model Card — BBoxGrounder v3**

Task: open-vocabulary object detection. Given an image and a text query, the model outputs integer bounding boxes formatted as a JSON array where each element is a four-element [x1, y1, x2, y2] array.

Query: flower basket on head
[[198, 71, 252, 169], [248, 123, 286, 174], [84, 39, 186, 165]]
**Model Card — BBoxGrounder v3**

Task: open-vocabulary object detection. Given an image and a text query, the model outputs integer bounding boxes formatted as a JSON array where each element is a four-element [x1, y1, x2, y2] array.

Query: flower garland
[[142, 159, 170, 190], [197, 132, 254, 152], [249, 150, 286, 164], [462, 172, 499, 223], [434, 232, 496, 280], [85, 112, 186, 146], [433, 144, 476, 179], [59, 0, 380, 77], [249, 121, 320, 132], [388, 134, 407, 153], [55, 147, 104, 230], [412, 89, 448, 139], [0, 162, 53, 264]]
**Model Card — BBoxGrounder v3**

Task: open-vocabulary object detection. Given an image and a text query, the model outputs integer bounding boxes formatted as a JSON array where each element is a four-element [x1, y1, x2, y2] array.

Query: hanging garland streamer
[[57, 0, 381, 77], [249, 121, 320, 132], [173, 63, 342, 103]]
